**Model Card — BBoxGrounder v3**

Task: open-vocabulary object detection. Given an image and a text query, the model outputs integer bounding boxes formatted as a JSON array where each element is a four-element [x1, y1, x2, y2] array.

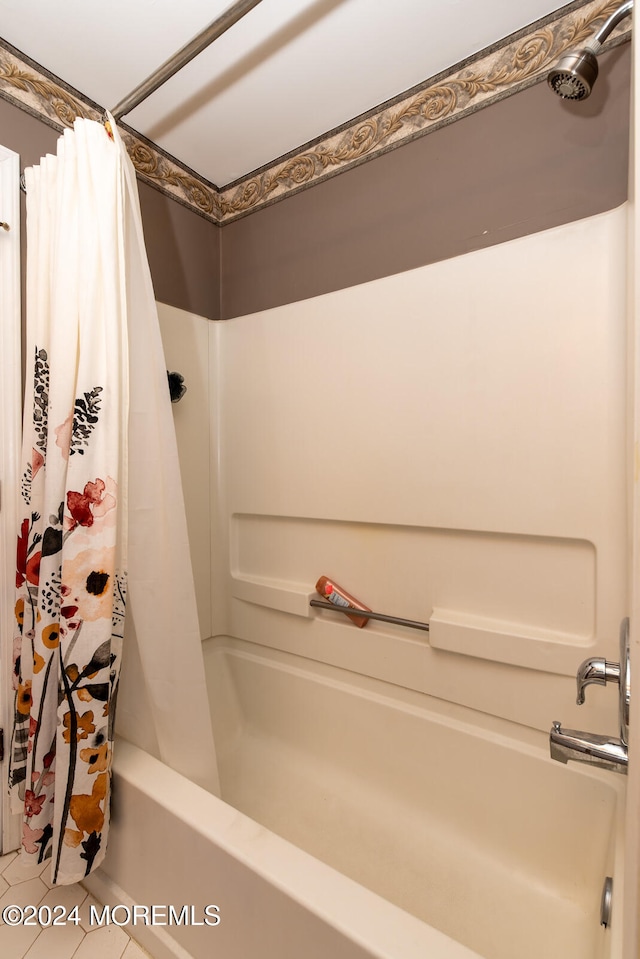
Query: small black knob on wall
[[167, 371, 187, 403]]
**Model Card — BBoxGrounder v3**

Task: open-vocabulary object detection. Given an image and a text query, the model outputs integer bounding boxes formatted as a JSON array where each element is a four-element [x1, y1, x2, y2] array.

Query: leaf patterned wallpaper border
[[0, 0, 630, 225]]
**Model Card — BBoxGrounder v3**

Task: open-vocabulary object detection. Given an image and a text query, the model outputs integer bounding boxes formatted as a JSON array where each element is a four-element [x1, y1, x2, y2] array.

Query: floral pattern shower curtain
[[9, 118, 129, 885]]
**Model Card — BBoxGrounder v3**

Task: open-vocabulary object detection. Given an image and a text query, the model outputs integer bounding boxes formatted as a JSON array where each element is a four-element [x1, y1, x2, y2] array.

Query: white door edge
[[624, 18, 640, 958], [0, 145, 23, 855]]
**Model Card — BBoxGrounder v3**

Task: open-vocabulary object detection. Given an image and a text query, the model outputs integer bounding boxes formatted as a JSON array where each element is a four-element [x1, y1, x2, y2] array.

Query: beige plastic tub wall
[[105, 206, 630, 959]]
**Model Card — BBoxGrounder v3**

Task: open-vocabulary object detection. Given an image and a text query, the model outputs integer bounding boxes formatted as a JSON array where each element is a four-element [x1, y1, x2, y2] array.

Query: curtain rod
[[110, 0, 264, 121]]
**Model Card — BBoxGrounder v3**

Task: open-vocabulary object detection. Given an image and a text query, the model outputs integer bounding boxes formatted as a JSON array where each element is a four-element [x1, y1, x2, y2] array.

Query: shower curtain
[[9, 115, 218, 886]]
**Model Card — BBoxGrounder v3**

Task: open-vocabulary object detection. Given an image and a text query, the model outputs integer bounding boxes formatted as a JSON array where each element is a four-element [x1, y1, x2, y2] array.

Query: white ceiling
[[1, 0, 569, 185]]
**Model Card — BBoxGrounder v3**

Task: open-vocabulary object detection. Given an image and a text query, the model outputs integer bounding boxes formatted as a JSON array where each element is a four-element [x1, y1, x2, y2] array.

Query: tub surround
[[97, 203, 630, 959], [149, 206, 629, 747]]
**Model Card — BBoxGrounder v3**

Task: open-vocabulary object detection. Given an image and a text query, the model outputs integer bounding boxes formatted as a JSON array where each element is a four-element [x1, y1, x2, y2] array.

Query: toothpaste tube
[[315, 576, 371, 628]]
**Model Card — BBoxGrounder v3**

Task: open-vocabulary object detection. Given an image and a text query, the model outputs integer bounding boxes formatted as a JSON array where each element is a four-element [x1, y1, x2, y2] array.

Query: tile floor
[[0, 851, 150, 959]]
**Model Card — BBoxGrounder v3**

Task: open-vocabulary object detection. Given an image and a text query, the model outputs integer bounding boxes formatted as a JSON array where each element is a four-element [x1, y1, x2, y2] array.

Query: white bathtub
[[86, 636, 626, 959]]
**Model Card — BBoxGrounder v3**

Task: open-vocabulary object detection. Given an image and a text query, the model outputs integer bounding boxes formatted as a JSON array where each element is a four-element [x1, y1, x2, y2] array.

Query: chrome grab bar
[[310, 599, 430, 632]]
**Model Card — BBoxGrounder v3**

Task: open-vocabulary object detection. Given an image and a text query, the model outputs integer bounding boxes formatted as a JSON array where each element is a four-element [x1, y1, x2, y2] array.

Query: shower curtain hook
[[20, 173, 27, 194], [103, 111, 115, 140]]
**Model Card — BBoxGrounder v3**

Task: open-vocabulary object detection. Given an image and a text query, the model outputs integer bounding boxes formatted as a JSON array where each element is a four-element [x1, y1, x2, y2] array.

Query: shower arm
[[590, 0, 633, 52]]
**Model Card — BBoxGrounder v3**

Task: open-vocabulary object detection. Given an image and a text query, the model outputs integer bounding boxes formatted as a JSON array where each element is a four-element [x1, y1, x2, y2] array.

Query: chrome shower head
[[547, 49, 599, 100], [547, 0, 633, 101]]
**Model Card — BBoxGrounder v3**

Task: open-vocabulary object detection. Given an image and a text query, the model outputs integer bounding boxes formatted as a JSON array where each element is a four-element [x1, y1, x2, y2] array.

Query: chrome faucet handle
[[574, 619, 631, 746], [576, 657, 621, 705]]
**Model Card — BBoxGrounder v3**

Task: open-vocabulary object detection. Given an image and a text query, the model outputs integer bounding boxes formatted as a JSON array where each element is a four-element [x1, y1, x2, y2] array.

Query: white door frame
[[0, 145, 23, 855], [624, 14, 640, 958]]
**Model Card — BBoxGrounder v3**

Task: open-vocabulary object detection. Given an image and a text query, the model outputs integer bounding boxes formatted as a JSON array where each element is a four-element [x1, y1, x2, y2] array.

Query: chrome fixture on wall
[[547, 0, 633, 100], [549, 618, 630, 774]]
